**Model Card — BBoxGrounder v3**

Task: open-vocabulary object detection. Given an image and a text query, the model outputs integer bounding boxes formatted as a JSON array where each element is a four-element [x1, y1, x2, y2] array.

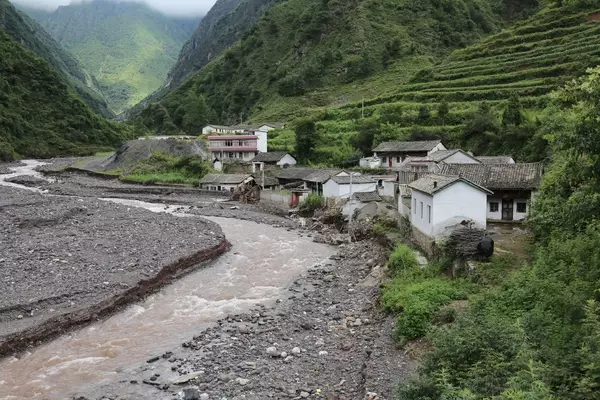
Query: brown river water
[[0, 162, 335, 399]]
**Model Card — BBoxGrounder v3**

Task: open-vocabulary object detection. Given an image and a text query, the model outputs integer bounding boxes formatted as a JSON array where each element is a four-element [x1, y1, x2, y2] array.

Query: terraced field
[[268, 7, 600, 164]]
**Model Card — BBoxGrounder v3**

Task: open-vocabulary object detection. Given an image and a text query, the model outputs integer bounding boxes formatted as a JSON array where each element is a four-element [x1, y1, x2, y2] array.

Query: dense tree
[[502, 94, 524, 127], [294, 119, 318, 163]]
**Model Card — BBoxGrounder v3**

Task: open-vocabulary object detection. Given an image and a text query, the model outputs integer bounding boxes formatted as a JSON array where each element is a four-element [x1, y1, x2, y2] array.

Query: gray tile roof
[[304, 169, 343, 183], [331, 175, 375, 184], [275, 168, 316, 180], [200, 173, 252, 185], [252, 174, 280, 187], [477, 156, 515, 164], [373, 140, 442, 153], [439, 163, 544, 190], [251, 152, 290, 163], [409, 174, 493, 195], [353, 191, 382, 202]]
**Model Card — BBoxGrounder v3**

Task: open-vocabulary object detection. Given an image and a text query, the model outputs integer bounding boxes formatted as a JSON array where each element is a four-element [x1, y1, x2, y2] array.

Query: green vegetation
[[0, 31, 131, 161], [31, 0, 197, 113], [135, 0, 536, 135], [120, 151, 210, 186], [392, 67, 600, 400], [298, 193, 324, 214], [0, 0, 111, 116]]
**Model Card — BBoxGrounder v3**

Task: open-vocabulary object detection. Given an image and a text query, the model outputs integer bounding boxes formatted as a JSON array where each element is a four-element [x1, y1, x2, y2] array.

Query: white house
[[202, 123, 284, 135], [359, 156, 382, 169], [207, 131, 268, 164], [322, 175, 377, 200], [199, 173, 255, 191], [251, 152, 297, 172], [398, 149, 481, 173], [372, 140, 447, 169], [408, 174, 492, 238], [439, 163, 544, 222]]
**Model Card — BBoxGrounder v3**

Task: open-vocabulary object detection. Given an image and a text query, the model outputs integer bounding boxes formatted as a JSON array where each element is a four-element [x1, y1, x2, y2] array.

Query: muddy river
[[0, 162, 335, 399]]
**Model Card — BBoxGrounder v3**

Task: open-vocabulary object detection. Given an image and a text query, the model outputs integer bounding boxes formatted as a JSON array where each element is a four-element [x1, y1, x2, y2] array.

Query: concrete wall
[[399, 197, 411, 218], [487, 196, 531, 222], [432, 181, 488, 235], [322, 181, 377, 199], [255, 131, 268, 153], [444, 151, 480, 164], [261, 191, 292, 206], [411, 190, 434, 236], [381, 181, 396, 198], [278, 154, 297, 167], [427, 142, 447, 154]]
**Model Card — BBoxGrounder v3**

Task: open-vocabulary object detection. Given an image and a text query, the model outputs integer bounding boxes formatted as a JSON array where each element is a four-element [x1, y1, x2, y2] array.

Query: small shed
[[199, 173, 254, 192], [251, 152, 297, 172], [322, 175, 377, 200]]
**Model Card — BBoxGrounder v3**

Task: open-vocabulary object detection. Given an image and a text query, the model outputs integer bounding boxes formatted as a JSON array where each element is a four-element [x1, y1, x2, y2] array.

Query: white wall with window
[[486, 195, 534, 222], [411, 189, 434, 236]]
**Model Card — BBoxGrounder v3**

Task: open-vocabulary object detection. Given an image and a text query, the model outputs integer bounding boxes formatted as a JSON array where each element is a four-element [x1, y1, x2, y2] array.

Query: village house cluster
[[199, 124, 543, 242]]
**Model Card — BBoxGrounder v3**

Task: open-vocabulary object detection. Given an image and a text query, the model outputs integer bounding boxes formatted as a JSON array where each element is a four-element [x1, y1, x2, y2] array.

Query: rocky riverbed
[[0, 186, 227, 357], [86, 241, 415, 400]]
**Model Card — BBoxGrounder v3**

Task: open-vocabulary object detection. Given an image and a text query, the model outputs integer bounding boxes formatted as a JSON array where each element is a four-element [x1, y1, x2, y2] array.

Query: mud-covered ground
[[0, 186, 227, 356], [0, 161, 25, 175], [90, 241, 415, 400]]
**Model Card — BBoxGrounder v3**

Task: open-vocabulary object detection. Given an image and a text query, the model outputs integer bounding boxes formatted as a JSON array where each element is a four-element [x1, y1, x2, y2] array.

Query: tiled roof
[[439, 163, 543, 190], [373, 140, 442, 153], [200, 173, 252, 185], [275, 168, 316, 180], [331, 175, 375, 184], [251, 152, 290, 163], [409, 174, 492, 195], [477, 156, 515, 164], [353, 191, 382, 202], [252, 174, 280, 187], [304, 169, 342, 183]]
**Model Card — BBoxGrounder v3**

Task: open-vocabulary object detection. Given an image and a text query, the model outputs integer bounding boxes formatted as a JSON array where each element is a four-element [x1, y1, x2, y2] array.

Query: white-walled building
[[322, 175, 377, 200], [251, 152, 297, 172], [202, 123, 283, 135], [408, 174, 492, 238], [372, 140, 447, 169], [440, 163, 544, 222], [199, 174, 254, 191], [399, 149, 481, 173]]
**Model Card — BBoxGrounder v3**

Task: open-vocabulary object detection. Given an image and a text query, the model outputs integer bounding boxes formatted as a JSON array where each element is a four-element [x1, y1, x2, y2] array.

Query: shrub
[[388, 244, 418, 276], [299, 193, 324, 214]]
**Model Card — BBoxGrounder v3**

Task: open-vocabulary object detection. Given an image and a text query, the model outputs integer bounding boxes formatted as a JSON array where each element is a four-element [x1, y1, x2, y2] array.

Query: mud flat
[[0, 187, 227, 357]]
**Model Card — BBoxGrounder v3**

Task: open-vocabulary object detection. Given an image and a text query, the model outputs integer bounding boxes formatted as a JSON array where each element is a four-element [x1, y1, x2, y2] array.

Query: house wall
[[487, 190, 534, 222], [381, 181, 396, 198], [444, 152, 480, 164], [255, 131, 268, 153], [411, 190, 434, 236], [261, 190, 292, 206], [360, 158, 381, 169], [322, 181, 377, 199], [432, 182, 487, 236], [277, 154, 297, 167], [200, 183, 239, 191], [427, 142, 447, 154], [399, 196, 411, 218]]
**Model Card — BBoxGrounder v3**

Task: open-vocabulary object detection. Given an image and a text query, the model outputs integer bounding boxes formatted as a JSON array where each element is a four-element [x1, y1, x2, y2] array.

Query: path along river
[[0, 161, 335, 399]]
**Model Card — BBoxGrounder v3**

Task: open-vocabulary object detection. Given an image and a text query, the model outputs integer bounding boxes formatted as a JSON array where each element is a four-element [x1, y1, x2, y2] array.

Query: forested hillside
[[0, 32, 131, 161], [29, 0, 198, 114], [0, 0, 112, 116], [135, 0, 538, 136]]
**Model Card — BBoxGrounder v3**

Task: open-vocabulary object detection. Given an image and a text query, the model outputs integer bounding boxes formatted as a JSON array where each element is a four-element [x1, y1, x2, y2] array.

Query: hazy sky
[[11, 0, 217, 16]]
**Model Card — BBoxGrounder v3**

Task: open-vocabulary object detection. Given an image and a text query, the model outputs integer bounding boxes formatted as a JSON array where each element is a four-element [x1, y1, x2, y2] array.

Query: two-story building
[[372, 140, 447, 169]]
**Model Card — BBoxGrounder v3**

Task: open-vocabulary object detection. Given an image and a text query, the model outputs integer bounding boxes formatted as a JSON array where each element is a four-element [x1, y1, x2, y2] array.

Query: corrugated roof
[[251, 152, 290, 163], [439, 163, 543, 190], [331, 175, 375, 184], [200, 173, 252, 185], [409, 174, 492, 195], [353, 191, 382, 202], [373, 140, 442, 153], [477, 156, 515, 164]]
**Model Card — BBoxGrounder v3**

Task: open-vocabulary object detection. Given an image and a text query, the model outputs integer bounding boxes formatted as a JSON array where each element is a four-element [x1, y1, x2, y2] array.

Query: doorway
[[502, 199, 514, 221]]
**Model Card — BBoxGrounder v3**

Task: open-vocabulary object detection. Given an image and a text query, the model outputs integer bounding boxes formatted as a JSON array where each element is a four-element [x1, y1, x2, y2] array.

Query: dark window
[[420, 202, 423, 219], [381, 157, 387, 163], [489, 202, 499, 212], [427, 205, 431, 223], [517, 202, 527, 213], [414, 198, 417, 214], [397, 156, 401, 163]]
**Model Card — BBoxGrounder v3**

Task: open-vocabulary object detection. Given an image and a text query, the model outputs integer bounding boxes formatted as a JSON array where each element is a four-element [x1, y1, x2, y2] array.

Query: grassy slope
[[0, 0, 112, 116], [265, 5, 600, 163], [0, 31, 131, 161], [36, 0, 196, 114], [137, 0, 536, 135]]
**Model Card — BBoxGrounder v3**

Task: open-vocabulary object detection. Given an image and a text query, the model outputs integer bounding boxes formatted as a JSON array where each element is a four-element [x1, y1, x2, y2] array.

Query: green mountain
[[135, 0, 537, 135], [0, 30, 131, 161], [29, 0, 198, 114], [0, 0, 112, 116]]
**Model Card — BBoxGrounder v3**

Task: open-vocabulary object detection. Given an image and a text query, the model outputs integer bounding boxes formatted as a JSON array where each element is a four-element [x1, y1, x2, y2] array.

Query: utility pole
[[361, 97, 364, 119], [261, 162, 265, 190]]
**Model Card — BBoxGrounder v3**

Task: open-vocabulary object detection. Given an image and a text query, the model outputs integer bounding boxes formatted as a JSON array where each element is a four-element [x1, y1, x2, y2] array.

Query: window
[[517, 202, 527, 213], [225, 140, 233, 147], [414, 198, 417, 214], [427, 205, 431, 223], [489, 202, 499, 212], [381, 157, 387, 163], [420, 202, 423, 219], [397, 156, 401, 163]]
